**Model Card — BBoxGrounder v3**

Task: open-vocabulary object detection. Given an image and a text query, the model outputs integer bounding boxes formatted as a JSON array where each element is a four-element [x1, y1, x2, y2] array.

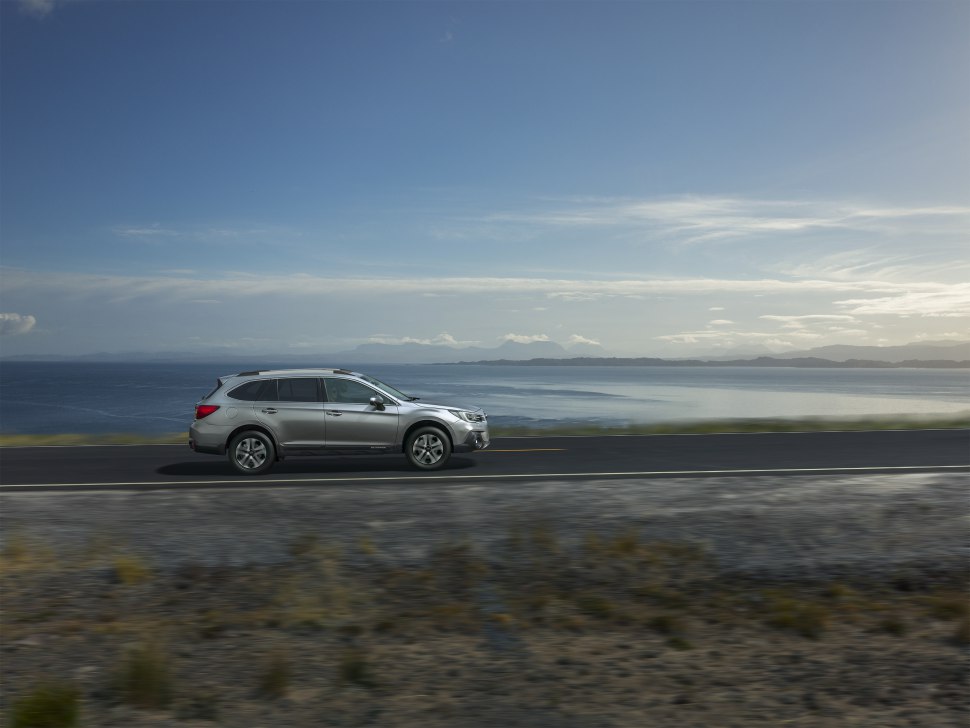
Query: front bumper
[[454, 428, 490, 452]]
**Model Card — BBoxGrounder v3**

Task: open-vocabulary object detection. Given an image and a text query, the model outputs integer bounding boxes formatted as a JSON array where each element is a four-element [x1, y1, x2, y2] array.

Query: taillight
[[195, 404, 220, 419]]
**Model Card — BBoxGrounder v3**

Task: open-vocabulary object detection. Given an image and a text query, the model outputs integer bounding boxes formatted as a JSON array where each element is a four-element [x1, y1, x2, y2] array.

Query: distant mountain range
[[329, 339, 970, 365], [769, 341, 970, 363], [449, 340, 970, 368], [328, 338, 610, 363], [2, 340, 967, 367], [455, 356, 969, 369]]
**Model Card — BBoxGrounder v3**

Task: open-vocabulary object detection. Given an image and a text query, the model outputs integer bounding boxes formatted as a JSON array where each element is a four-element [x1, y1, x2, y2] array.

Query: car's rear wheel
[[228, 430, 275, 475], [405, 426, 451, 470]]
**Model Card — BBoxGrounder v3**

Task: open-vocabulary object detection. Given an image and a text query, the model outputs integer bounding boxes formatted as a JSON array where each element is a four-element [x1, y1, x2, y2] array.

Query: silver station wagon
[[189, 368, 489, 474]]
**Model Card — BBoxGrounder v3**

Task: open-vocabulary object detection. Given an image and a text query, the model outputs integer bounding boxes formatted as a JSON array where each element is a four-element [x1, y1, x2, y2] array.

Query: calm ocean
[[0, 361, 967, 435]]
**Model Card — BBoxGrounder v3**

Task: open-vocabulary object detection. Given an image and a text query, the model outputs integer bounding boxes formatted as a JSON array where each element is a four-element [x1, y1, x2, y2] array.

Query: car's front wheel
[[405, 426, 451, 470], [228, 430, 275, 475]]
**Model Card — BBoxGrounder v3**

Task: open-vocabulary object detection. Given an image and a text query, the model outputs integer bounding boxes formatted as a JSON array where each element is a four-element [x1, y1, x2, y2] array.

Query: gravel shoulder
[[2, 472, 968, 727]]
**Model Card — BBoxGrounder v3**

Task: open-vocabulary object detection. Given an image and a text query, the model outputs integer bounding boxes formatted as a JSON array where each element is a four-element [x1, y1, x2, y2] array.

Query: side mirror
[[369, 396, 385, 410]]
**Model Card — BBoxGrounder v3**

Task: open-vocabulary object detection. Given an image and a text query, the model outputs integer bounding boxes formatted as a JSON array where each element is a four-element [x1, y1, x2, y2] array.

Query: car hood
[[403, 401, 484, 415]]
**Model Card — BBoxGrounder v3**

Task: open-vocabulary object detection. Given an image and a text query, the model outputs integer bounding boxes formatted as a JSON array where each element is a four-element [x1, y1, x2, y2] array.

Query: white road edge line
[[1, 464, 966, 490]]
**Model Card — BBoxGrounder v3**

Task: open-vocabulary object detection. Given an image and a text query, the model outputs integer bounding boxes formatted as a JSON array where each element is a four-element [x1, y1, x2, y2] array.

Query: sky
[[1, 0, 968, 358]]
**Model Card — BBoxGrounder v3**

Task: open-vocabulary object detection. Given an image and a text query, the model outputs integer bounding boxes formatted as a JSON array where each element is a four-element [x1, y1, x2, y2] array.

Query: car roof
[[232, 368, 358, 378]]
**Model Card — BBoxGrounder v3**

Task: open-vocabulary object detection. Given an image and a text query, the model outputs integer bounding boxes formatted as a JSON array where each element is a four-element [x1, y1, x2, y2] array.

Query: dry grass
[[491, 413, 970, 438], [2, 527, 967, 725], [0, 432, 186, 447]]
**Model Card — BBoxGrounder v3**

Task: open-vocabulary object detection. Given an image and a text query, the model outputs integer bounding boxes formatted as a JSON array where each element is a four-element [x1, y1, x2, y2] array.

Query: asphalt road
[[1, 429, 966, 492]]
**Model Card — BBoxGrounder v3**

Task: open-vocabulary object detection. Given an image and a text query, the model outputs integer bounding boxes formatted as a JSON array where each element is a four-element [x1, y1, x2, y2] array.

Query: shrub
[[648, 614, 685, 635], [257, 651, 291, 699], [768, 598, 828, 639], [357, 537, 378, 556], [113, 553, 152, 586], [879, 616, 908, 636], [174, 690, 219, 721], [574, 593, 613, 619], [926, 593, 969, 621], [338, 647, 376, 688], [9, 681, 80, 728], [117, 640, 172, 709], [666, 636, 693, 650], [954, 617, 970, 646], [287, 534, 320, 558]]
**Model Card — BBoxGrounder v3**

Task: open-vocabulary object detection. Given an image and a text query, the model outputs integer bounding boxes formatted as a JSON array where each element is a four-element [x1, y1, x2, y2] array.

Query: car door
[[253, 377, 326, 447], [322, 378, 399, 448]]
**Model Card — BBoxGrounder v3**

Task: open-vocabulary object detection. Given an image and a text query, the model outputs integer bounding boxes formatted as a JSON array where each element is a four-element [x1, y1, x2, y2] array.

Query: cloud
[[567, 334, 601, 346], [112, 223, 297, 246], [366, 332, 475, 347], [478, 195, 970, 246], [20, 0, 56, 18], [777, 249, 970, 285], [0, 313, 37, 335], [912, 332, 969, 342], [114, 225, 180, 238], [654, 331, 731, 344], [709, 306, 725, 311], [655, 329, 823, 344], [4, 268, 967, 312], [708, 319, 734, 325], [760, 314, 858, 329], [501, 333, 550, 344], [835, 285, 970, 318]]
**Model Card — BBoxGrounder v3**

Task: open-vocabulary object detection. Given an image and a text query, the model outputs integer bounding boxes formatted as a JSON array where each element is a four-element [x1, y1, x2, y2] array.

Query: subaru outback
[[189, 368, 489, 475]]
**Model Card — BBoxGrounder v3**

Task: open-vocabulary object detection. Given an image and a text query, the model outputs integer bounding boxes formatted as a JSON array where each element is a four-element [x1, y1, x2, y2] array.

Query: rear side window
[[227, 380, 272, 401], [278, 377, 320, 403]]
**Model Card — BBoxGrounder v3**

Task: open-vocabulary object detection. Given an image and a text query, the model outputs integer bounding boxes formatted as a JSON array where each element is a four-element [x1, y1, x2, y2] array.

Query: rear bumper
[[189, 420, 228, 455], [189, 437, 224, 455]]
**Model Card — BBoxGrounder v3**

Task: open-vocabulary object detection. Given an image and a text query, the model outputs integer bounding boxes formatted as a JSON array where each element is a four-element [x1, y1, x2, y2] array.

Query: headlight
[[450, 409, 485, 423]]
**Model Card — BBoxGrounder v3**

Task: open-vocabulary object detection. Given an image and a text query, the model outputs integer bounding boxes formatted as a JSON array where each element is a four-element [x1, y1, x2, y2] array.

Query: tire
[[228, 430, 275, 475], [405, 426, 451, 470]]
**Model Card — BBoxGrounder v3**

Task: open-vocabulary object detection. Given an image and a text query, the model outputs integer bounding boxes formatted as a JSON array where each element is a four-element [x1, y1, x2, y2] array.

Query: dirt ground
[[1, 472, 968, 726]]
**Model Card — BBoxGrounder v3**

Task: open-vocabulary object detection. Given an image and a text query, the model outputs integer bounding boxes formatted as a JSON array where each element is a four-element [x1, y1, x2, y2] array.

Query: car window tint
[[324, 378, 378, 404], [254, 380, 278, 401], [277, 378, 319, 403], [226, 380, 266, 401]]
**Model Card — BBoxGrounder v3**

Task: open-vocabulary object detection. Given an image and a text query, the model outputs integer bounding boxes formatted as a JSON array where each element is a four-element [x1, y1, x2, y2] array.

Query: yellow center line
[[484, 448, 566, 453]]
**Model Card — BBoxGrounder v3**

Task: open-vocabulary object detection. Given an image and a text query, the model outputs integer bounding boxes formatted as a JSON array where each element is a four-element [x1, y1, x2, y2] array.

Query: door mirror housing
[[369, 396, 385, 410]]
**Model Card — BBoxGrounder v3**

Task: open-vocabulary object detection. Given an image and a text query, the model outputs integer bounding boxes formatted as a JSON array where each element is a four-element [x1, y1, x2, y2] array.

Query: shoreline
[[1, 414, 968, 447]]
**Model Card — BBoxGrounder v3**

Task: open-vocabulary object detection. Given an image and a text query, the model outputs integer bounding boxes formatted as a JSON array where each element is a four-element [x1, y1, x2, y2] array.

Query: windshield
[[358, 374, 413, 401]]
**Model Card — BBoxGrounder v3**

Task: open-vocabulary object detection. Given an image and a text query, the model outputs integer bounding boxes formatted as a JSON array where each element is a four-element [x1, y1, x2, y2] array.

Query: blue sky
[[1, 0, 968, 357]]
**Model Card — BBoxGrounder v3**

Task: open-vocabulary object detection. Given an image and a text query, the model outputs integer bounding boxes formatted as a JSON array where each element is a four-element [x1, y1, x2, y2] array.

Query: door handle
[[261, 408, 278, 414], [326, 411, 343, 417]]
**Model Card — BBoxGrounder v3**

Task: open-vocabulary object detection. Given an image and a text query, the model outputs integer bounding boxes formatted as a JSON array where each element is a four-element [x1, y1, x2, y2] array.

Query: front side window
[[356, 374, 409, 401], [324, 378, 380, 404], [277, 378, 320, 403]]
